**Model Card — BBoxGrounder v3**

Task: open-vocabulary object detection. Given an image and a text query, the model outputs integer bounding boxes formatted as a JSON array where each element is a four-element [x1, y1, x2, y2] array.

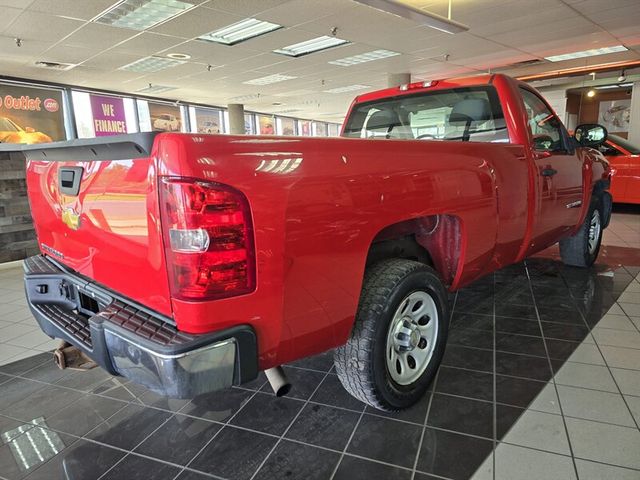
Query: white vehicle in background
[[198, 121, 220, 134], [152, 114, 180, 132]]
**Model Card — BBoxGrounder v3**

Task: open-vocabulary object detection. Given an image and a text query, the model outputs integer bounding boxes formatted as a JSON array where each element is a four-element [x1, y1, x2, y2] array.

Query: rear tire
[[334, 259, 449, 411], [559, 196, 603, 267]]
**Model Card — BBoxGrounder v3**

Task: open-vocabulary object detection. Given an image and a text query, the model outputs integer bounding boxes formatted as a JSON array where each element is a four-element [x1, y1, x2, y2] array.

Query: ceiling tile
[[111, 32, 186, 57], [27, 0, 117, 21], [62, 23, 138, 49], [3, 11, 83, 42]]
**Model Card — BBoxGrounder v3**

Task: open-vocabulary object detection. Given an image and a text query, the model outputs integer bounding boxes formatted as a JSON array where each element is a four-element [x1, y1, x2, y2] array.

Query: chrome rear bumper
[[23, 255, 258, 398]]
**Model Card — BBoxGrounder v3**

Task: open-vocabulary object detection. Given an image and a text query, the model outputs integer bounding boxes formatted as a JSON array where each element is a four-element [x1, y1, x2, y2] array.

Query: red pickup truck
[[4, 74, 612, 411]]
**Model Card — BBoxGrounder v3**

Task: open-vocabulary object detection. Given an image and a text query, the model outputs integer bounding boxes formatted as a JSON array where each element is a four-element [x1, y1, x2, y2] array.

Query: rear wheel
[[334, 259, 449, 411], [559, 196, 603, 267]]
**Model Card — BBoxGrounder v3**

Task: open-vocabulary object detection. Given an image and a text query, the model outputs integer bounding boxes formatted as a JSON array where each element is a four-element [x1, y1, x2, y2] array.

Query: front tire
[[334, 259, 449, 411], [559, 196, 603, 267]]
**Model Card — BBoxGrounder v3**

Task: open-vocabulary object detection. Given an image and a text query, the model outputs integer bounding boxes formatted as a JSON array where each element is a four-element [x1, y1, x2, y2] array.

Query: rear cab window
[[343, 85, 509, 143]]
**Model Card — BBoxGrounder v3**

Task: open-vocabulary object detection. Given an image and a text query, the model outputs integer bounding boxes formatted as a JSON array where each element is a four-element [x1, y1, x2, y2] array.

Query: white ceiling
[[0, 0, 639, 123]]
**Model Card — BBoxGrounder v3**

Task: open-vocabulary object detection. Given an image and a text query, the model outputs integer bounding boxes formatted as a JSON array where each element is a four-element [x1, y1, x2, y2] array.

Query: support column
[[387, 73, 411, 88], [227, 103, 245, 134], [629, 82, 640, 146]]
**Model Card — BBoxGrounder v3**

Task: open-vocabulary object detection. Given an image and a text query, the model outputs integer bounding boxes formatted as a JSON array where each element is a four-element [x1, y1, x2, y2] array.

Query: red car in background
[[599, 135, 640, 204]]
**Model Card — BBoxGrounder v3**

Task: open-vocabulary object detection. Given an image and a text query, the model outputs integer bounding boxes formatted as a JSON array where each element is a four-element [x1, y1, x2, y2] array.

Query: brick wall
[[0, 153, 38, 263]]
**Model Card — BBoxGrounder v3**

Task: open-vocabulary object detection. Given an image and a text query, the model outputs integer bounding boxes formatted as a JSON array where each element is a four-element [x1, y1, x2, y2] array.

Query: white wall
[[540, 89, 568, 125]]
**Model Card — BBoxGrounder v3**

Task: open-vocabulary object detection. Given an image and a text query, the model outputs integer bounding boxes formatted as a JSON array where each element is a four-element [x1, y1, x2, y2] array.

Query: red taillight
[[159, 177, 256, 301]]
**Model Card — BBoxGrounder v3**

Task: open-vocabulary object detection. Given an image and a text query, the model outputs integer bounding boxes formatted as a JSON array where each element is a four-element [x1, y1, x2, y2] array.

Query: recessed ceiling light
[[166, 52, 191, 60], [93, 0, 194, 30], [323, 84, 370, 94], [136, 84, 176, 94], [273, 36, 349, 57], [119, 56, 186, 73], [329, 49, 401, 66], [544, 45, 628, 62], [198, 18, 282, 45], [243, 74, 297, 86]]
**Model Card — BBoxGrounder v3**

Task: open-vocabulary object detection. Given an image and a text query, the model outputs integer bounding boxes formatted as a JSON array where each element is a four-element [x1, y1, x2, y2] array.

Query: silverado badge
[[61, 207, 81, 230]]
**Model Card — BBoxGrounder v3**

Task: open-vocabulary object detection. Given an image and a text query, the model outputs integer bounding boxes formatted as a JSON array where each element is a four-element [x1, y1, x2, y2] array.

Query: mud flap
[[53, 341, 98, 371]]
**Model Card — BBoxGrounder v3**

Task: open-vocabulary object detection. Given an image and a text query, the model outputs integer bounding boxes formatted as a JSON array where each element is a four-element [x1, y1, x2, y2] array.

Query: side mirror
[[532, 134, 554, 151], [25, 127, 35, 133], [574, 124, 607, 148]]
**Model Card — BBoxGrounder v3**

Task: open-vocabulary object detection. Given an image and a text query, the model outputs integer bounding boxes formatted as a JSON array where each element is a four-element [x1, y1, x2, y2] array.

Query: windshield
[[0, 118, 20, 132], [609, 134, 640, 154], [343, 86, 509, 143]]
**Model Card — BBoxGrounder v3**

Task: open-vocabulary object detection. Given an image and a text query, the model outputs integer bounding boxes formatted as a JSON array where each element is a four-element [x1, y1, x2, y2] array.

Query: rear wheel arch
[[366, 214, 463, 286]]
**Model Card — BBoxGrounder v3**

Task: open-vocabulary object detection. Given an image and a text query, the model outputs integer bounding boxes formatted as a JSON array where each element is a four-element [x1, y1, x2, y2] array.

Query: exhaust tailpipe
[[265, 366, 291, 397]]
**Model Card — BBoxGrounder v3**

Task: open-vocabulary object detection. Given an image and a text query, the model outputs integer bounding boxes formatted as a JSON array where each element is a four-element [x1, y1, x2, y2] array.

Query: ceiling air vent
[[34, 61, 77, 71]]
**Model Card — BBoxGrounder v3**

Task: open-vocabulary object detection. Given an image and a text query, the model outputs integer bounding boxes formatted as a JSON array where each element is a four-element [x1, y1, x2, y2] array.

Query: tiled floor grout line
[[2, 396, 133, 480], [94, 408, 181, 480], [523, 261, 581, 480], [492, 272, 497, 480], [409, 372, 439, 480], [8, 408, 640, 478], [5, 360, 639, 434], [170, 387, 264, 480], [327, 405, 367, 480], [409, 291, 458, 480], [247, 367, 335, 480], [565, 283, 640, 433]]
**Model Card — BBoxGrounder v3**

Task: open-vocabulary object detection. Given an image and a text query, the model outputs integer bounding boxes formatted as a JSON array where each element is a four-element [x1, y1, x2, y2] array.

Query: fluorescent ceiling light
[[136, 84, 176, 94], [329, 49, 401, 66], [352, 0, 468, 34], [198, 18, 282, 45], [94, 0, 194, 30], [243, 74, 297, 86], [119, 56, 186, 73], [274, 108, 302, 114], [229, 93, 262, 102], [324, 84, 370, 94], [273, 36, 349, 57], [545, 45, 628, 62], [595, 83, 633, 90]]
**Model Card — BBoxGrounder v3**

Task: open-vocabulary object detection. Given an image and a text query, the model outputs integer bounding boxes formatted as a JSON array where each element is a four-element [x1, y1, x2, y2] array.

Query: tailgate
[[7, 133, 173, 317]]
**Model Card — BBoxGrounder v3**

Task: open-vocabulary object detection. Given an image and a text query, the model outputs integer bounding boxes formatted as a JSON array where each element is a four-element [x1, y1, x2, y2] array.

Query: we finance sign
[[90, 94, 127, 136]]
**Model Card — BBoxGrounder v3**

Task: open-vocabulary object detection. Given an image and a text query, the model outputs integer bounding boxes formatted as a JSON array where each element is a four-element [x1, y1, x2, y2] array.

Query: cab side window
[[519, 88, 564, 152]]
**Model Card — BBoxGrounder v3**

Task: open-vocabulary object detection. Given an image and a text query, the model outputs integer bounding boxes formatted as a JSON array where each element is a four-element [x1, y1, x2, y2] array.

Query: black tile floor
[[1, 211, 640, 480]]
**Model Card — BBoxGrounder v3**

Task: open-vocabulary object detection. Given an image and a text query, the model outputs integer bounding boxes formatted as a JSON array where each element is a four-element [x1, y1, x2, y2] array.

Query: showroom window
[[0, 82, 69, 143], [276, 117, 297, 135], [189, 106, 224, 134], [298, 120, 312, 136], [313, 122, 328, 136], [137, 100, 187, 133], [343, 86, 508, 142], [72, 91, 138, 138]]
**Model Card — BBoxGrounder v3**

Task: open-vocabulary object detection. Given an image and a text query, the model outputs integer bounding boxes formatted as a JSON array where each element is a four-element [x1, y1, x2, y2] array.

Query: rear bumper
[[23, 255, 258, 398]]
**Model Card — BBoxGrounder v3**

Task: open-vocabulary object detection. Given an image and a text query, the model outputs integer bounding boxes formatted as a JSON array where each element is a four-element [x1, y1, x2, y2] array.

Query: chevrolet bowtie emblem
[[61, 207, 81, 230]]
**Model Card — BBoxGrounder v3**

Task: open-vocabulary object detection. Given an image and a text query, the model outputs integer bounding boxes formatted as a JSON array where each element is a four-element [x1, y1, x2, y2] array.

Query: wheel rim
[[385, 290, 439, 386], [588, 209, 601, 255]]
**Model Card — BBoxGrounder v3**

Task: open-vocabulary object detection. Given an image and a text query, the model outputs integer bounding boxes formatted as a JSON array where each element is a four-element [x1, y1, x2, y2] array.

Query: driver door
[[521, 88, 584, 251]]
